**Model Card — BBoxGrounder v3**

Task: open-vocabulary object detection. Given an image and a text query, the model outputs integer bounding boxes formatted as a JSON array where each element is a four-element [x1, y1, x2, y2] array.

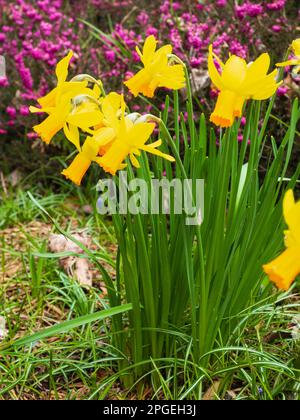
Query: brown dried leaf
[[203, 380, 220, 400], [48, 233, 93, 287]]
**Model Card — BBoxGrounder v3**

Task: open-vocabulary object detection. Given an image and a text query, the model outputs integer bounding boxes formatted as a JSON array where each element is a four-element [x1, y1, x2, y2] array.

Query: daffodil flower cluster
[[30, 37, 181, 185], [30, 36, 299, 291]]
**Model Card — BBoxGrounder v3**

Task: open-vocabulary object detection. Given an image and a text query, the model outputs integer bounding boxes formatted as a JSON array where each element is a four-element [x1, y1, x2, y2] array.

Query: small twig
[[0, 171, 8, 196]]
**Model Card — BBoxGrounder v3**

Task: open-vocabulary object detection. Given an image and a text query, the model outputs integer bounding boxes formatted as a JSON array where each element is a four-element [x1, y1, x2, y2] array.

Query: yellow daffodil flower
[[30, 51, 103, 146], [263, 190, 300, 290], [97, 96, 174, 176], [208, 45, 280, 127], [61, 93, 174, 183], [276, 39, 300, 74], [124, 35, 185, 98], [61, 92, 124, 185]]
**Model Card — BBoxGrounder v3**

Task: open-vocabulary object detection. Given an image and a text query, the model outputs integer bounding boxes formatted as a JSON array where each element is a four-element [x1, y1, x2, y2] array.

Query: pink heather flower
[[172, 2, 181, 11], [146, 26, 158, 37], [19, 105, 30, 116], [271, 25, 281, 32], [241, 117, 247, 126], [0, 33, 6, 42], [235, 2, 264, 19], [104, 50, 116, 63], [132, 104, 141, 112], [124, 71, 134, 80], [0, 77, 9, 87], [6, 106, 17, 119], [137, 11, 149, 26], [216, 0, 227, 6], [277, 86, 289, 96], [210, 88, 219, 99], [266, 0, 286, 11], [0, 129, 7, 135], [190, 57, 202, 67], [2, 25, 12, 33], [27, 132, 38, 139], [229, 40, 248, 58], [132, 50, 140, 62]]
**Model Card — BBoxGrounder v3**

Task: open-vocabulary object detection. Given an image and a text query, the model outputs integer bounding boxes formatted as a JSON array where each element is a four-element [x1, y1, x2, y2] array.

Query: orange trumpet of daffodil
[[208, 45, 281, 128], [263, 190, 300, 290], [124, 35, 185, 98]]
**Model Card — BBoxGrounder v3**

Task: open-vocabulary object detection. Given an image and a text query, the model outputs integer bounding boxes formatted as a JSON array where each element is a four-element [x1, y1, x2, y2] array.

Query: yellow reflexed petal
[[141, 35, 157, 66], [283, 189, 300, 246], [67, 108, 103, 130], [125, 122, 155, 147], [93, 127, 116, 146], [141, 143, 175, 162], [92, 82, 102, 99], [276, 59, 299, 67], [151, 44, 172, 71], [130, 153, 141, 168], [208, 45, 225, 91], [52, 81, 89, 105], [157, 64, 186, 90], [81, 136, 101, 160], [210, 90, 237, 128], [244, 69, 279, 99], [55, 51, 73, 84], [33, 113, 65, 144], [251, 82, 280, 100], [124, 69, 152, 97], [37, 87, 59, 108], [29, 105, 53, 114], [63, 123, 80, 151], [239, 53, 271, 93], [97, 140, 130, 176], [61, 152, 92, 186], [222, 55, 247, 90], [263, 246, 300, 290], [101, 92, 122, 128], [247, 53, 270, 77], [291, 39, 300, 56]]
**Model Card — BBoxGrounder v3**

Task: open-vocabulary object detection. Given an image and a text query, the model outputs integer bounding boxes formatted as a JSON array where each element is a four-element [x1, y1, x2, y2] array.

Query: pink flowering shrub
[[0, 0, 299, 137], [100, 0, 298, 87], [0, 0, 134, 136]]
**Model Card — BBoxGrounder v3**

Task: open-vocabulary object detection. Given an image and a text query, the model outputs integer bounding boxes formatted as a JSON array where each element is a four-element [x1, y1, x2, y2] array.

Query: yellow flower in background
[[124, 35, 185, 98], [30, 51, 103, 146], [276, 38, 300, 74], [263, 190, 300, 290], [208, 45, 281, 128]]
